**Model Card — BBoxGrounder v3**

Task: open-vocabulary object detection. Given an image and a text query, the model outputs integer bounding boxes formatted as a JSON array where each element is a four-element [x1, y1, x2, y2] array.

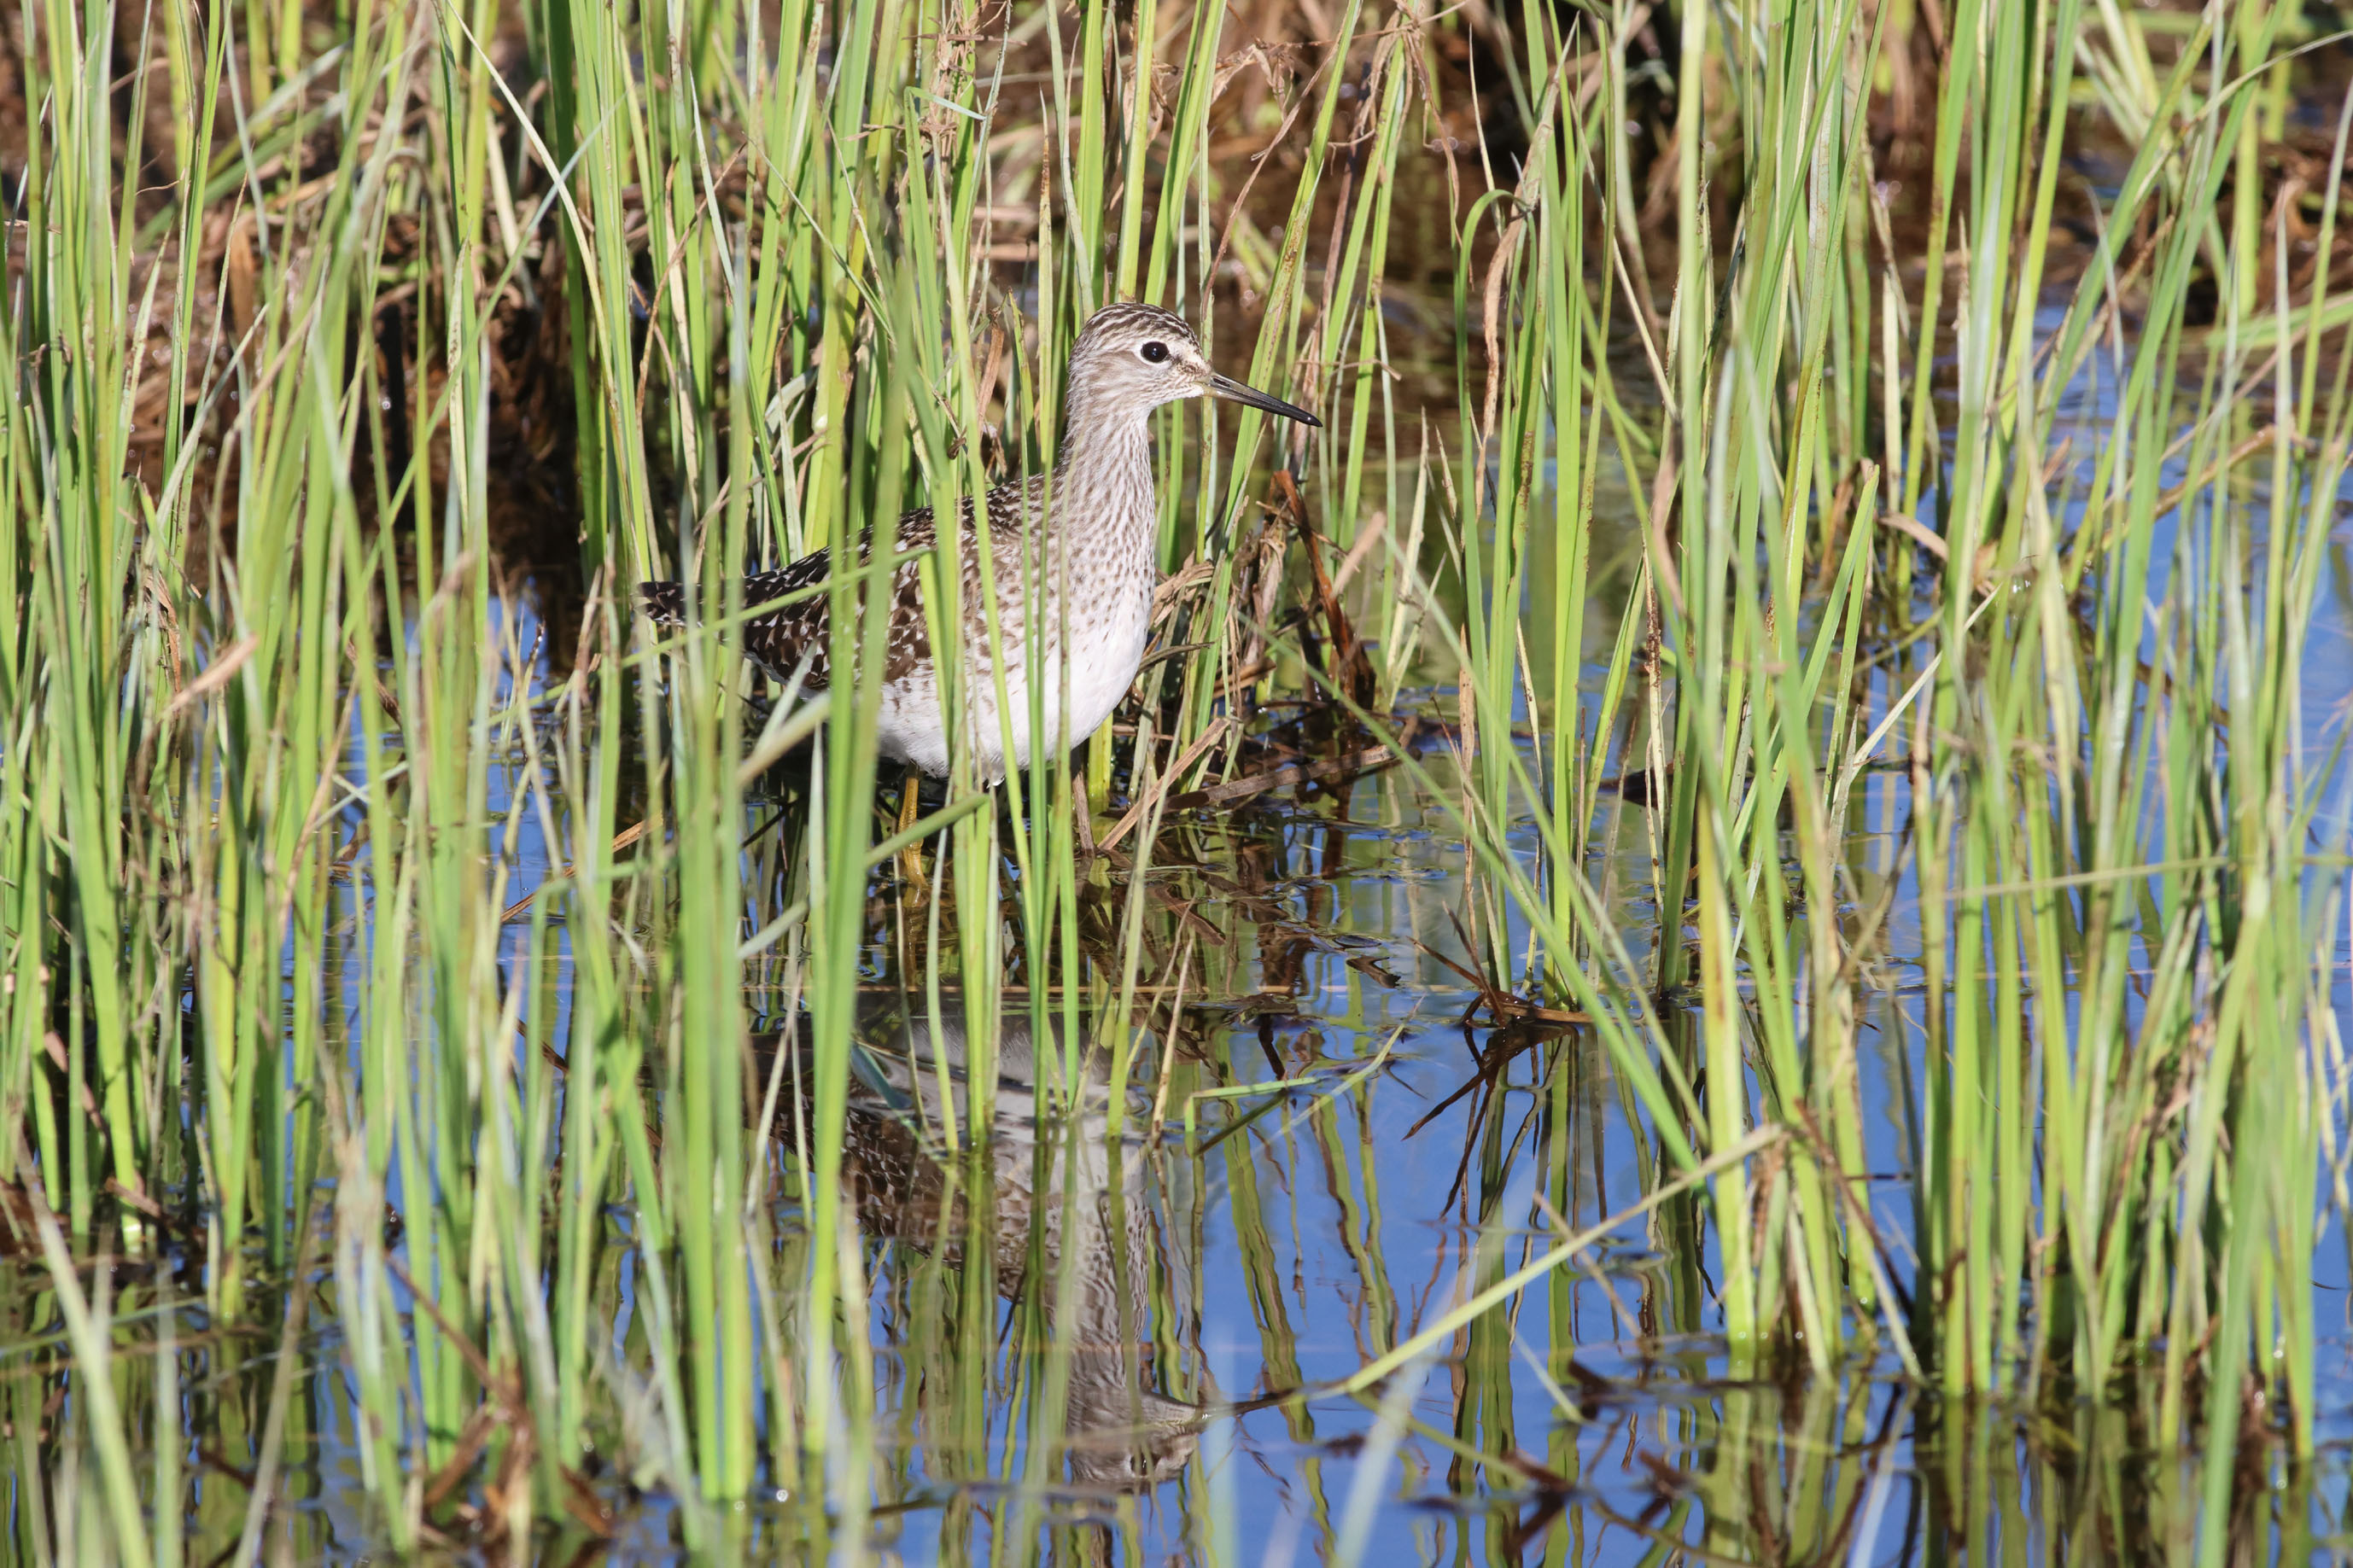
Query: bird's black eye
[[1139, 341, 1169, 363]]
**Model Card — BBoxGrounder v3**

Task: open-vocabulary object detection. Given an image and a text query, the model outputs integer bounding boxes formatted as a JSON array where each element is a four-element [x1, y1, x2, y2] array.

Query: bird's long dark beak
[[1206, 370, 1321, 428]]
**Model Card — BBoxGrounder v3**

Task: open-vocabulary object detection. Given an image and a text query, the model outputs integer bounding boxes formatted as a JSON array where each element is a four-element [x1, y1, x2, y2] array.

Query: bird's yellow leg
[[896, 766, 929, 895]]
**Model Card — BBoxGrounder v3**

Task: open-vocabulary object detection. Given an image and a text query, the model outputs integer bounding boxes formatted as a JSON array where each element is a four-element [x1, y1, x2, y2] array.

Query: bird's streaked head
[[1065, 302, 1320, 429]]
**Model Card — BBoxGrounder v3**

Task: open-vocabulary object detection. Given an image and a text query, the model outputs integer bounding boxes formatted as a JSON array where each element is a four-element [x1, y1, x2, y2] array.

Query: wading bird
[[639, 302, 1319, 786]]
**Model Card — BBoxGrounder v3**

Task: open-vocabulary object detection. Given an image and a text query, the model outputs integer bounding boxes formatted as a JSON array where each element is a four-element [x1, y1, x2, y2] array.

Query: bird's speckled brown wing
[[640, 550, 840, 685], [640, 478, 1043, 688], [735, 552, 840, 685]]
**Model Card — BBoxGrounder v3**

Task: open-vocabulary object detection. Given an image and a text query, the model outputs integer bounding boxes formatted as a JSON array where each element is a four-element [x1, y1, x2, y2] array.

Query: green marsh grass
[[0, 0, 2345, 1557]]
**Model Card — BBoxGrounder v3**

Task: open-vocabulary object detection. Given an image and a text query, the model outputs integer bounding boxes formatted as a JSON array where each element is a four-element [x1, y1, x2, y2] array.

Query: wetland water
[[7, 555, 2345, 1565]]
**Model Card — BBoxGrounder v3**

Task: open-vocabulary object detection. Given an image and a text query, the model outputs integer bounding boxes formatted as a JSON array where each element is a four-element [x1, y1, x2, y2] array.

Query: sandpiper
[[639, 302, 1318, 781]]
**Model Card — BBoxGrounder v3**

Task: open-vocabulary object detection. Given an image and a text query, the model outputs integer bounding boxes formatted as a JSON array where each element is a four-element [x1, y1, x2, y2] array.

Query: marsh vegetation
[[0, 0, 2348, 1559]]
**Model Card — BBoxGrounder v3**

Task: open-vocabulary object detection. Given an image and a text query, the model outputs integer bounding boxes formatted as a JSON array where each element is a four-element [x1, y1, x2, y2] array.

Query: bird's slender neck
[[1047, 388, 1156, 539]]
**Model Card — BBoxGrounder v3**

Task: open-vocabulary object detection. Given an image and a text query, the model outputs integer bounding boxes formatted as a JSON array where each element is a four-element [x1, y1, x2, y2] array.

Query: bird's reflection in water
[[766, 994, 1200, 1491]]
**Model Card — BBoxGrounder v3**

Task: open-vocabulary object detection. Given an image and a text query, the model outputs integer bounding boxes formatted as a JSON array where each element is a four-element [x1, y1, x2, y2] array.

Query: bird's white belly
[[874, 583, 1153, 781]]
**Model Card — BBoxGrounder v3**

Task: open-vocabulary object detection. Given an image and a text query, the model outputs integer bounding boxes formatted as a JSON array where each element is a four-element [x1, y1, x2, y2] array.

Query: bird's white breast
[[872, 572, 1153, 782], [1051, 576, 1156, 751], [873, 426, 1162, 782]]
